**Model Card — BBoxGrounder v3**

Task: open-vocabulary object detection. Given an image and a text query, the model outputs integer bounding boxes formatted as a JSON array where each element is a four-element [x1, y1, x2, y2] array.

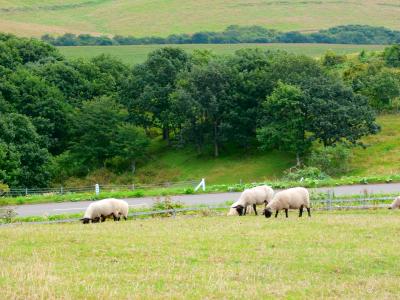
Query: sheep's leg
[[243, 206, 247, 216], [253, 204, 257, 216], [100, 216, 106, 222], [299, 205, 304, 217], [275, 210, 279, 218], [284, 209, 288, 218], [307, 207, 311, 217]]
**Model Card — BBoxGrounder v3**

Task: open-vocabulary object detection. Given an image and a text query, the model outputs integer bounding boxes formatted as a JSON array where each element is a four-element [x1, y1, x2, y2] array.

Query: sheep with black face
[[263, 187, 310, 218], [81, 198, 129, 224], [227, 185, 274, 216]]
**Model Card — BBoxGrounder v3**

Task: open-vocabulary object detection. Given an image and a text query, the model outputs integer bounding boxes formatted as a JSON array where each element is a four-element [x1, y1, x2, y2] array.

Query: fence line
[[1, 196, 395, 226], [2, 180, 200, 197]]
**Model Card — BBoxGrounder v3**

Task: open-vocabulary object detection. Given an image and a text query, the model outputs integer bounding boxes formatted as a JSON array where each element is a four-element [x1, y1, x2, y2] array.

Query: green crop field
[[1, 211, 400, 298], [0, 0, 399, 37], [58, 43, 385, 66]]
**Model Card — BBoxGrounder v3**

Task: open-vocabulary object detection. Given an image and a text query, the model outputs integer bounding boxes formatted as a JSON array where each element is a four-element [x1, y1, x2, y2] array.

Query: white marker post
[[95, 184, 100, 196], [194, 178, 206, 192]]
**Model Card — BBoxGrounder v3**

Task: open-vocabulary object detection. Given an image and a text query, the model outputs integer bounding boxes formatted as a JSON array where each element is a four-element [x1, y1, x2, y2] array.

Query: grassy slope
[[1, 211, 400, 298], [58, 43, 385, 66], [0, 1, 400, 37], [351, 114, 400, 176], [132, 115, 400, 185]]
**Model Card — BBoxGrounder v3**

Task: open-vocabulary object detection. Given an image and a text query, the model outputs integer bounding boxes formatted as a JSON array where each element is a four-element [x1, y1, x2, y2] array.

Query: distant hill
[[0, 0, 399, 37]]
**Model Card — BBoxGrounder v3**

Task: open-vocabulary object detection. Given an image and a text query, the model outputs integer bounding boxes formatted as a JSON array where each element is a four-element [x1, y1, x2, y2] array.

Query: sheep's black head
[[81, 218, 91, 224], [264, 208, 272, 218], [232, 205, 244, 216]]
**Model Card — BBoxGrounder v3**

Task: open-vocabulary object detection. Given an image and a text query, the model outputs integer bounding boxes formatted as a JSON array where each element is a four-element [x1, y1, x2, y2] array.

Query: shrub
[[284, 166, 329, 181], [322, 51, 346, 67], [152, 196, 184, 213], [308, 145, 352, 176]]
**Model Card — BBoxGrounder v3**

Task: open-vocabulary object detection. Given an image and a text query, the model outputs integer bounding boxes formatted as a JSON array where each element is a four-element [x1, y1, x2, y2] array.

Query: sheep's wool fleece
[[267, 187, 310, 210], [390, 197, 400, 209], [84, 198, 129, 219], [227, 185, 274, 216], [237, 185, 274, 206]]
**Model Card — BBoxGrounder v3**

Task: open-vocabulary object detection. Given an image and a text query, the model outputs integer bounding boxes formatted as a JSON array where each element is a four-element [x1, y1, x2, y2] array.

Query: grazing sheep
[[227, 185, 274, 216], [388, 197, 400, 209], [81, 198, 129, 224], [263, 187, 310, 218]]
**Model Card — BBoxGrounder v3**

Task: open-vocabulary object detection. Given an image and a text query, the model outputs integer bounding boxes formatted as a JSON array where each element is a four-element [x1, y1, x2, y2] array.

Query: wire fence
[[0, 195, 395, 226], [1, 180, 200, 197]]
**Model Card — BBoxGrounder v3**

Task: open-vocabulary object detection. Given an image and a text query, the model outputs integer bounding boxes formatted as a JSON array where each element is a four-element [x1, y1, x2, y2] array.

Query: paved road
[[10, 182, 400, 217]]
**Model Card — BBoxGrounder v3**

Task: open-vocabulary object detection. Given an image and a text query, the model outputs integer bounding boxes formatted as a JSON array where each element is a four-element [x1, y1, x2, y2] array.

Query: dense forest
[[1, 34, 400, 188], [43, 25, 400, 46]]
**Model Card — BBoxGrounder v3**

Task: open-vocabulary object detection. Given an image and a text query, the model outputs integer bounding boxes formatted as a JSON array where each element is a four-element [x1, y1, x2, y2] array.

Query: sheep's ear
[[232, 205, 237, 209]]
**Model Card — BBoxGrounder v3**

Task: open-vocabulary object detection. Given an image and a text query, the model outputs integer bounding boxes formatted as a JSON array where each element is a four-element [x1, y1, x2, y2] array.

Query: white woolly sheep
[[81, 198, 129, 224], [263, 187, 310, 218], [227, 185, 274, 216], [388, 197, 400, 209]]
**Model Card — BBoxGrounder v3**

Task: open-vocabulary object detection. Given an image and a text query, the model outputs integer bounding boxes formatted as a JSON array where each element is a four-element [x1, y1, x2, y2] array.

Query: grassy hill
[[0, 1, 399, 37], [58, 43, 385, 66], [117, 114, 400, 185]]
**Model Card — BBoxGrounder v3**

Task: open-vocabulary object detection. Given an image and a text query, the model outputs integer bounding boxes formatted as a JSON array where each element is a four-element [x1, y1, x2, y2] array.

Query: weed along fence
[[2, 179, 205, 197]]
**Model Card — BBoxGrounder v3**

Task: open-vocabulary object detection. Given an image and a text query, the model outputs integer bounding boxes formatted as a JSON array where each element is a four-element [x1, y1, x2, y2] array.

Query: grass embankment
[[59, 43, 385, 66], [0, 211, 399, 298], [1, 0, 399, 36]]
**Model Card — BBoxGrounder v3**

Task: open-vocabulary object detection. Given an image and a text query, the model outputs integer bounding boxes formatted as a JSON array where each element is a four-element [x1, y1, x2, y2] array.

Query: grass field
[[1, 210, 400, 298], [58, 43, 386, 65], [0, 0, 400, 37]]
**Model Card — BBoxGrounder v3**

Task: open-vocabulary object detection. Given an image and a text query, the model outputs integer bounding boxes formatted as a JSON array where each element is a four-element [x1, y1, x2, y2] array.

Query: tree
[[174, 59, 239, 157], [121, 47, 190, 142], [0, 113, 52, 187], [70, 96, 128, 171], [112, 124, 150, 174], [384, 44, 400, 68], [257, 82, 309, 165]]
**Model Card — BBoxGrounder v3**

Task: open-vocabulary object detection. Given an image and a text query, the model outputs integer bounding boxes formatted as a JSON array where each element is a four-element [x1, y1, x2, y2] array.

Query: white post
[[95, 184, 100, 196], [194, 178, 206, 192]]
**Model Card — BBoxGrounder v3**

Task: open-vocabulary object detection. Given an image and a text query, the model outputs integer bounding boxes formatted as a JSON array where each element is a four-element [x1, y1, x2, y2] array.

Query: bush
[[152, 196, 184, 212], [308, 145, 352, 176], [284, 166, 329, 181], [322, 51, 346, 67], [0, 182, 9, 195]]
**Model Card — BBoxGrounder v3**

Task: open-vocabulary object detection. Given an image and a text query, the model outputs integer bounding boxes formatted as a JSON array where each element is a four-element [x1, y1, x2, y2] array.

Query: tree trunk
[[131, 160, 136, 175], [214, 122, 219, 157], [296, 152, 301, 167], [162, 126, 170, 144]]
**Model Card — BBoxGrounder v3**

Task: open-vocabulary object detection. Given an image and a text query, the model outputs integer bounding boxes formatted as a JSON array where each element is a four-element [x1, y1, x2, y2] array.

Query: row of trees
[[1, 34, 392, 188], [42, 25, 400, 46]]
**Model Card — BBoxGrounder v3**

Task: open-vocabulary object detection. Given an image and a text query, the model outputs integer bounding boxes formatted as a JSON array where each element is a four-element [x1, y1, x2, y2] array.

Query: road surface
[[9, 182, 400, 217]]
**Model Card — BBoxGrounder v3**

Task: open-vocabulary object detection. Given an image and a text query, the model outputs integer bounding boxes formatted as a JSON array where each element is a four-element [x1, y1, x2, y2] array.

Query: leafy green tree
[[111, 124, 150, 174], [70, 96, 128, 171], [122, 47, 190, 141], [257, 82, 309, 165], [0, 68, 71, 153], [0, 113, 52, 187], [174, 59, 239, 157], [384, 44, 400, 67]]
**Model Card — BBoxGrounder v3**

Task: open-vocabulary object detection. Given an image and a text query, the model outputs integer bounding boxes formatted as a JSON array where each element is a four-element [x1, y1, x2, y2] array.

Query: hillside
[[58, 43, 385, 66], [124, 115, 400, 185], [0, 0, 400, 37]]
